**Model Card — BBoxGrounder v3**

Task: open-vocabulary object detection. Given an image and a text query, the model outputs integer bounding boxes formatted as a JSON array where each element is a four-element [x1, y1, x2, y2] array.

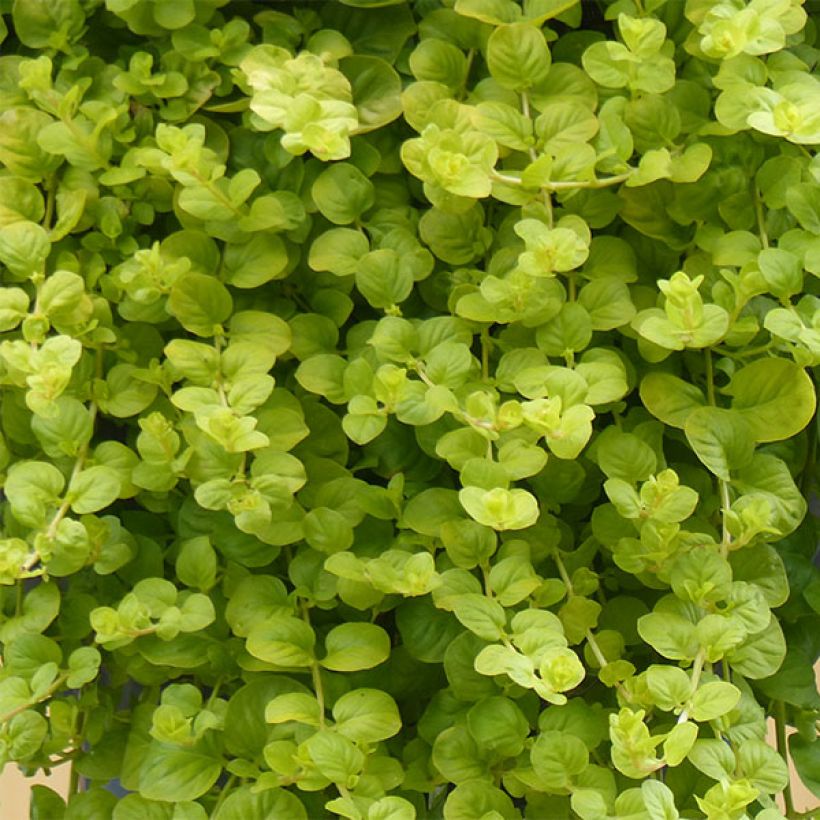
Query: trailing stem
[[705, 350, 733, 557], [302, 603, 326, 729], [552, 549, 623, 693], [774, 700, 795, 817]]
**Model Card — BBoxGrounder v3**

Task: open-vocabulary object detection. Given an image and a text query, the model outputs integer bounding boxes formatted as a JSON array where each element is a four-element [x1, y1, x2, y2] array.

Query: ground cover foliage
[[0, 0, 818, 817]]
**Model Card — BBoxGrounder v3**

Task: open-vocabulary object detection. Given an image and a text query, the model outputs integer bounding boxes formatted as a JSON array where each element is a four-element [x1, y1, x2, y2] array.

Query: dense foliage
[[0, 0, 817, 817]]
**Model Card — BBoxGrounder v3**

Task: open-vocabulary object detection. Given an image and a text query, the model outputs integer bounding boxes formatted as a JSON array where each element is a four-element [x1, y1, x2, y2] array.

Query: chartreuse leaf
[[727, 357, 816, 442], [459, 486, 539, 530], [640, 373, 706, 428]]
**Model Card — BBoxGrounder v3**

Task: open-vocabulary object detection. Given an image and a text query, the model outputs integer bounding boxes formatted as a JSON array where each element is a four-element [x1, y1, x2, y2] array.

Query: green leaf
[[409, 39, 468, 89], [0, 221, 51, 278], [0, 109, 61, 183], [303, 508, 354, 554], [355, 249, 413, 308], [640, 372, 705, 428], [341, 55, 403, 133], [596, 430, 657, 483], [578, 277, 636, 331], [450, 593, 507, 641], [309, 228, 369, 276], [459, 486, 539, 530], [332, 688, 402, 742], [637, 612, 698, 661], [732, 453, 806, 537], [785, 183, 820, 233], [531, 730, 589, 789], [690, 681, 741, 722], [175, 537, 217, 592], [167, 274, 233, 337], [670, 548, 731, 605], [486, 23, 551, 91], [686, 406, 754, 481], [31, 786, 66, 820], [68, 466, 121, 514], [737, 739, 789, 794], [31, 397, 92, 459], [367, 797, 416, 820], [5, 460, 65, 528], [312, 163, 375, 225], [138, 741, 223, 802], [265, 692, 322, 726], [757, 248, 802, 299], [12, 0, 85, 49], [473, 102, 534, 152], [726, 617, 786, 679], [212, 787, 307, 820], [645, 666, 691, 711], [641, 779, 679, 820], [727, 358, 816, 443], [64, 789, 118, 820], [443, 780, 517, 820], [320, 622, 391, 671], [303, 729, 365, 782], [246, 616, 316, 667], [222, 235, 289, 288], [688, 739, 736, 781], [790, 734, 820, 798]]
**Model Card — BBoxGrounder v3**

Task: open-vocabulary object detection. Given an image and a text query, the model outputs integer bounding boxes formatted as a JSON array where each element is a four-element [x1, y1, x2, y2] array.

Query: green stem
[[704, 349, 716, 406], [68, 760, 80, 795], [553, 550, 623, 691], [491, 169, 631, 191], [0, 673, 70, 724], [301, 604, 326, 729], [458, 49, 475, 101], [520, 91, 532, 122], [519, 92, 554, 225], [678, 649, 705, 723], [705, 349, 733, 556], [311, 662, 326, 729], [774, 700, 795, 817], [480, 327, 491, 382], [23, 347, 104, 572], [719, 479, 732, 558], [212, 774, 237, 813], [754, 186, 769, 249], [800, 408, 816, 497], [480, 562, 493, 598], [42, 176, 56, 231], [206, 678, 223, 710]]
